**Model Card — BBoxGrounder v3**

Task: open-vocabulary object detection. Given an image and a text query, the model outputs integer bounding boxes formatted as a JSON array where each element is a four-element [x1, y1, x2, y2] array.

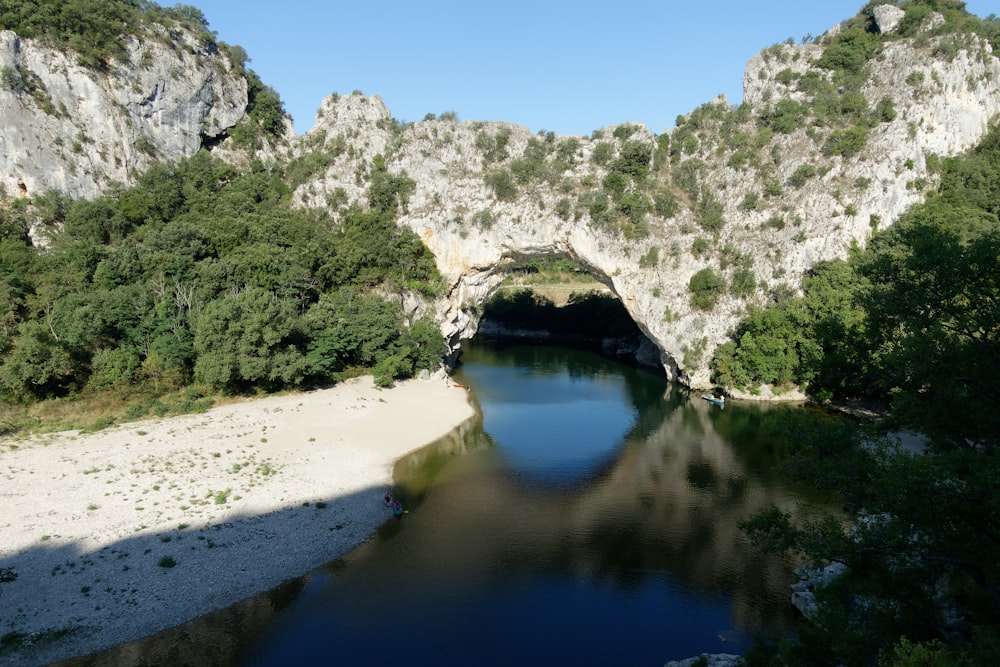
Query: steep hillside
[[1, 1, 998, 391], [288, 4, 1000, 389]]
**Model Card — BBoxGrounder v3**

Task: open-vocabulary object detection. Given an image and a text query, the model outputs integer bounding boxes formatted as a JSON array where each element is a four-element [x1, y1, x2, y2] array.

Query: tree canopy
[[723, 123, 1000, 666], [0, 151, 445, 425]]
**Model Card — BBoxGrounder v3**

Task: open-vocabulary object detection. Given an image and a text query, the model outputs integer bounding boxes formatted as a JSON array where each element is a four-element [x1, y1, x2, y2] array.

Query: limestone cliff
[[0, 22, 248, 201], [292, 9, 1000, 389], [2, 5, 998, 391]]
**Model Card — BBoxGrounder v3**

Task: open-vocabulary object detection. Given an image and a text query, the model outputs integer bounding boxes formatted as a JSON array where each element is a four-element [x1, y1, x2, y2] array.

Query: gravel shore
[[0, 374, 474, 667]]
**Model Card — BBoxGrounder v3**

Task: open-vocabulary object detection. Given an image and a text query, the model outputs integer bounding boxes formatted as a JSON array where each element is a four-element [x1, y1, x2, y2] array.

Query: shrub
[[816, 23, 881, 75], [731, 268, 757, 297], [824, 127, 868, 158], [691, 237, 711, 258], [758, 99, 807, 134], [373, 353, 413, 388], [476, 128, 511, 164], [485, 170, 517, 201], [739, 192, 760, 212], [876, 96, 897, 123], [654, 190, 679, 218], [639, 247, 659, 269], [698, 192, 726, 233], [689, 268, 725, 310], [787, 164, 817, 188], [554, 198, 572, 221], [591, 142, 614, 166]]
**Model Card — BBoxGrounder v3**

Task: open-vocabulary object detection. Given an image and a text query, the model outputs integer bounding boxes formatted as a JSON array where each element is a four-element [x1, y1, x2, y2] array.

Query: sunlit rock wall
[[295, 10, 1000, 389]]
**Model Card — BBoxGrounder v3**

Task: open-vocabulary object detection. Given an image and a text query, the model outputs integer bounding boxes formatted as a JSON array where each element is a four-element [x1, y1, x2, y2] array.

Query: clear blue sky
[[190, 1, 996, 137]]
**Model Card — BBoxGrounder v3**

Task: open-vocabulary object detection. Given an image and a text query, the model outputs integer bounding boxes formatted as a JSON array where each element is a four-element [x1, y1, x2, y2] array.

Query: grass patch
[[0, 385, 215, 438], [157, 555, 177, 568]]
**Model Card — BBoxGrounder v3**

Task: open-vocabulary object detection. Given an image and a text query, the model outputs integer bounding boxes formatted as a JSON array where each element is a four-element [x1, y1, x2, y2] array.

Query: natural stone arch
[[297, 25, 1000, 390], [403, 208, 690, 384], [437, 249, 671, 375]]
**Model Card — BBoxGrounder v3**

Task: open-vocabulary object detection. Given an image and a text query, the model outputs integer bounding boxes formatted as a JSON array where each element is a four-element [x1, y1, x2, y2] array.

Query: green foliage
[[638, 246, 659, 269], [583, 135, 656, 238], [824, 126, 868, 158], [485, 170, 518, 201], [711, 256, 872, 394], [721, 130, 1000, 667], [482, 289, 642, 340], [875, 96, 897, 123], [688, 267, 725, 311], [653, 189, 679, 218], [229, 70, 288, 148], [730, 267, 757, 298], [476, 127, 512, 165], [697, 191, 726, 233], [816, 18, 881, 76], [758, 99, 808, 134], [591, 142, 614, 166], [0, 152, 445, 407], [691, 237, 711, 258], [0, 0, 216, 69], [0, 0, 137, 68], [787, 164, 817, 188], [741, 412, 1000, 665], [283, 137, 345, 189], [506, 133, 578, 188]]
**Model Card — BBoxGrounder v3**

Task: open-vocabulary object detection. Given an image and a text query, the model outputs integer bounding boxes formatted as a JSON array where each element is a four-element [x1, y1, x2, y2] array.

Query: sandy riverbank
[[0, 374, 475, 667]]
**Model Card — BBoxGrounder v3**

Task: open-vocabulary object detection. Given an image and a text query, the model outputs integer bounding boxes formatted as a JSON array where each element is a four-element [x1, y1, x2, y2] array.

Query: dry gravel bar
[[0, 374, 474, 667]]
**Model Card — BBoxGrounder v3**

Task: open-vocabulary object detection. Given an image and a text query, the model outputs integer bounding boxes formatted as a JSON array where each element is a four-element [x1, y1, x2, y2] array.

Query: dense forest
[[725, 124, 1000, 665], [0, 152, 445, 430]]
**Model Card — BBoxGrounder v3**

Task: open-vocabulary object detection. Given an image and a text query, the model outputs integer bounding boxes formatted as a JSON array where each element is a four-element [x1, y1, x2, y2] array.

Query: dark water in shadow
[[55, 342, 822, 667]]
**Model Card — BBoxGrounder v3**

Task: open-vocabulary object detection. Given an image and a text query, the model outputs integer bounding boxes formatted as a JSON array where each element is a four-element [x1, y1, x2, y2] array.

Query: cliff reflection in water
[[384, 345, 810, 636]]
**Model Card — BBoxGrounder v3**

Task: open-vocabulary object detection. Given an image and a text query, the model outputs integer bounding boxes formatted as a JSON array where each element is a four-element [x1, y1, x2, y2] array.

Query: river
[[57, 341, 824, 666]]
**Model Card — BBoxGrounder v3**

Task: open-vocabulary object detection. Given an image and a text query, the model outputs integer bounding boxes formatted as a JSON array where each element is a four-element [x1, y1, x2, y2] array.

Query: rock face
[[872, 5, 906, 35], [0, 24, 247, 201], [294, 10, 1000, 388], [3, 6, 999, 389]]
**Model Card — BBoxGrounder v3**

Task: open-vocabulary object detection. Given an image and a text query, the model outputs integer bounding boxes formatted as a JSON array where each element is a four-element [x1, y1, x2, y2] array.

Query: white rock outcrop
[[873, 5, 906, 35], [293, 7, 1000, 388], [0, 25, 247, 201]]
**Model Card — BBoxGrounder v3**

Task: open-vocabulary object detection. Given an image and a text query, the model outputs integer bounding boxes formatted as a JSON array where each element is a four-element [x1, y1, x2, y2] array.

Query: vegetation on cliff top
[[0, 0, 288, 145], [0, 1, 215, 69]]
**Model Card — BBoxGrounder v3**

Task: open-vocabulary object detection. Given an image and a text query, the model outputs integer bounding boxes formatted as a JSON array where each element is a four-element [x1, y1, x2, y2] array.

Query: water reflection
[[237, 344, 817, 665], [56, 342, 826, 667]]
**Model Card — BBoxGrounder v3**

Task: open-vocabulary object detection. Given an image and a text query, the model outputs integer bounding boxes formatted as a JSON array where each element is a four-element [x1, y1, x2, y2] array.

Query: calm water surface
[[61, 342, 821, 666], [237, 343, 814, 666]]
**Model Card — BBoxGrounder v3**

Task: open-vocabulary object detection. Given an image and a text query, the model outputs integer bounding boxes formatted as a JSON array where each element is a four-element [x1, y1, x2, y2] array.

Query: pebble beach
[[0, 374, 474, 667]]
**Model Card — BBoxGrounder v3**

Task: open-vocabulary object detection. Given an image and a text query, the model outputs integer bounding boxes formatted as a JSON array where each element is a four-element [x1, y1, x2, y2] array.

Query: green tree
[[860, 217, 1000, 451], [688, 267, 726, 310], [193, 288, 306, 393], [0, 320, 77, 399]]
